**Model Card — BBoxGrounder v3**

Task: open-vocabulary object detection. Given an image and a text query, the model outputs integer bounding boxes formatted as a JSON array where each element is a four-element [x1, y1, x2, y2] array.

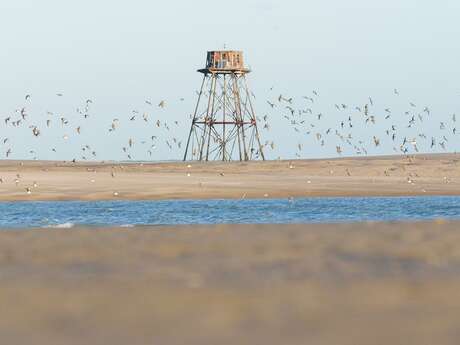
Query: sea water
[[0, 196, 460, 228]]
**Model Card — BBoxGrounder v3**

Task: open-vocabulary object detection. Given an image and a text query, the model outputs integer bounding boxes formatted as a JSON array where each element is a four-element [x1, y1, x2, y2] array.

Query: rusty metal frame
[[183, 53, 265, 162]]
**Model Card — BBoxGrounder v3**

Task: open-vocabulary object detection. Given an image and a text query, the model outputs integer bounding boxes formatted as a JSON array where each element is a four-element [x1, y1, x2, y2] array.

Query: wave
[[44, 222, 75, 229]]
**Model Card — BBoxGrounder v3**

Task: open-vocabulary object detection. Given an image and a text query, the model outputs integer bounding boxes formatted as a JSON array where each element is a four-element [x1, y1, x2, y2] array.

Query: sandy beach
[[0, 153, 459, 201], [0, 221, 459, 345], [1, 154, 460, 344]]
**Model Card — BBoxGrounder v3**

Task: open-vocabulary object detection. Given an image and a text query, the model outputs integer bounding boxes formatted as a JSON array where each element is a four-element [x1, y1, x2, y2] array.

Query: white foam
[[45, 222, 75, 229], [120, 224, 135, 228]]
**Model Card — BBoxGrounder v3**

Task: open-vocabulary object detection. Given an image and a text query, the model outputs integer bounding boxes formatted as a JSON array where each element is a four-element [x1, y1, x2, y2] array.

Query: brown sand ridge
[[1, 221, 460, 345], [0, 153, 460, 200]]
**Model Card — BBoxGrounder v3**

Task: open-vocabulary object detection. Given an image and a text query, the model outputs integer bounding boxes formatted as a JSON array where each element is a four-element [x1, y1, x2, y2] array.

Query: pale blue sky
[[1, 0, 460, 161]]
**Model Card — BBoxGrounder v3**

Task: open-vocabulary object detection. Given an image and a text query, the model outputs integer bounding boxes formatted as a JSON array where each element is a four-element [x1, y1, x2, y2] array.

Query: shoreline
[[1, 192, 460, 203], [2, 193, 460, 202], [3, 218, 453, 230]]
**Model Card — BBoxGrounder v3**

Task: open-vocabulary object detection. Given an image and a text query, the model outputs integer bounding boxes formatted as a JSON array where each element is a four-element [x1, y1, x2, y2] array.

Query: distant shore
[[0, 153, 459, 201], [1, 221, 460, 345]]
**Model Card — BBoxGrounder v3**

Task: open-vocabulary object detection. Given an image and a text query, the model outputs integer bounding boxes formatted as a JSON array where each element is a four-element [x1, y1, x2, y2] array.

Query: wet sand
[[1, 221, 460, 345], [0, 153, 459, 201]]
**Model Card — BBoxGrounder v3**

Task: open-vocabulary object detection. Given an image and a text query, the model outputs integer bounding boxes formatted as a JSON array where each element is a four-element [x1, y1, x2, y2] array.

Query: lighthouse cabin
[[205, 51, 245, 70]]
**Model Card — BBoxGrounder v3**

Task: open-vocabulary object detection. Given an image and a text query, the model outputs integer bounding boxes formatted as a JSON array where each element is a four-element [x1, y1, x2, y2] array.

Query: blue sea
[[1, 196, 460, 228]]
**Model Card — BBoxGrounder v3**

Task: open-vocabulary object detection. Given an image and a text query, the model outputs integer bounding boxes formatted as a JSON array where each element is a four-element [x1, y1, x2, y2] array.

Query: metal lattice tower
[[183, 51, 265, 161]]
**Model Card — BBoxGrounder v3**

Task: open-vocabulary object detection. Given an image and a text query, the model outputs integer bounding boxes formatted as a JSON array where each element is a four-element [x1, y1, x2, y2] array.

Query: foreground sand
[[1, 221, 460, 345], [0, 153, 459, 200]]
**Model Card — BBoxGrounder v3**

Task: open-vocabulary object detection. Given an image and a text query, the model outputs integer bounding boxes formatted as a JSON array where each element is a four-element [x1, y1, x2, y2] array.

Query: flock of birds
[[1, 94, 181, 161], [262, 88, 458, 159], [0, 88, 458, 197], [0, 88, 458, 162]]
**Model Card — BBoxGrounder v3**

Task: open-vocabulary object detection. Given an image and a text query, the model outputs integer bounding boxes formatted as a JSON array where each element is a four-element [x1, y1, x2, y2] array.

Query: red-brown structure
[[183, 51, 265, 161]]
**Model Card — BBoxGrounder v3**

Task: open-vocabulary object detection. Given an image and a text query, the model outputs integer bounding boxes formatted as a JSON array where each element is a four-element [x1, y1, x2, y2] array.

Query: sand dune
[[0, 221, 459, 345], [0, 153, 459, 201]]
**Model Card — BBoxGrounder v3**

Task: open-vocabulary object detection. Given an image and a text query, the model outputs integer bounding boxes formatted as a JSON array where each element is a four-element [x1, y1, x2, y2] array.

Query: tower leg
[[183, 75, 206, 161], [230, 73, 243, 161], [232, 74, 249, 161], [243, 75, 265, 160], [199, 74, 216, 161], [205, 74, 218, 161], [222, 74, 226, 161]]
